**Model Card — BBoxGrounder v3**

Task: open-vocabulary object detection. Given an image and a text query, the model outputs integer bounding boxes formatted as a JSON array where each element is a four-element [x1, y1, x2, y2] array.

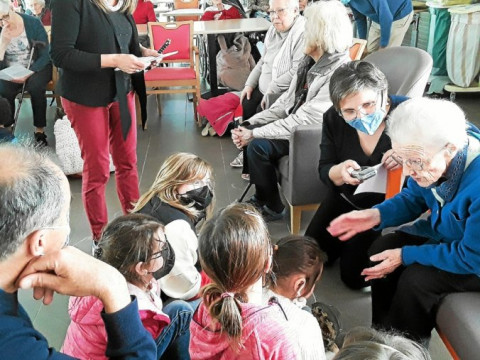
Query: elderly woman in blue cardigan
[[328, 98, 480, 344], [0, 0, 50, 145]]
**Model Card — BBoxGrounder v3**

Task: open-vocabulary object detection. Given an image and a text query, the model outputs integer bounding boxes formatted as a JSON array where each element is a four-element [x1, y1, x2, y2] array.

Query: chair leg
[[290, 205, 302, 235], [289, 203, 320, 235], [193, 92, 199, 126], [135, 94, 142, 128], [155, 94, 162, 116]]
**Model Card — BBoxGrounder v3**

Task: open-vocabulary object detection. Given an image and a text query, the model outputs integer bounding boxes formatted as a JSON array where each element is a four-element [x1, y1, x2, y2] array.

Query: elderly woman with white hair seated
[[328, 98, 480, 344], [25, 0, 50, 25], [232, 0, 352, 221]]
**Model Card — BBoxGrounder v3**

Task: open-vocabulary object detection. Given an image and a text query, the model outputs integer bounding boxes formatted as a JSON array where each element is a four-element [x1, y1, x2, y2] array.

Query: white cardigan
[[245, 15, 305, 96], [159, 219, 201, 300]]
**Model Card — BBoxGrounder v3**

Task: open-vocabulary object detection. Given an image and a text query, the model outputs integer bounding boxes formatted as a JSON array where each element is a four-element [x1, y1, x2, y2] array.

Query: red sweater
[[200, 4, 242, 21], [133, 0, 156, 24]]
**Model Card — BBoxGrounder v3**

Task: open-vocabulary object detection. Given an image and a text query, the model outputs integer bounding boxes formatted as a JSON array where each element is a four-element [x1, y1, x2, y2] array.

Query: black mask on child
[[149, 240, 175, 280], [179, 185, 213, 212]]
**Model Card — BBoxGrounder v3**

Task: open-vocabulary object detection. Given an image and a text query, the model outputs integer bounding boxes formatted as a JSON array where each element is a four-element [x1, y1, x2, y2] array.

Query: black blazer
[[50, 0, 146, 124]]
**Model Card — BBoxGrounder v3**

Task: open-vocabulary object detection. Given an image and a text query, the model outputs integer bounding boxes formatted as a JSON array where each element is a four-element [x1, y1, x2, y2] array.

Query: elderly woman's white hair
[[303, 0, 352, 54], [269, 0, 300, 11], [29, 0, 46, 6], [387, 98, 468, 150], [0, 0, 10, 14]]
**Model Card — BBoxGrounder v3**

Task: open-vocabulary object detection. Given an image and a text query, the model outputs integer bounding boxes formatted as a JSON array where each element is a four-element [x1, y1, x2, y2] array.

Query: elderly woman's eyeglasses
[[269, 7, 289, 18], [0, 13, 10, 22], [390, 146, 447, 172]]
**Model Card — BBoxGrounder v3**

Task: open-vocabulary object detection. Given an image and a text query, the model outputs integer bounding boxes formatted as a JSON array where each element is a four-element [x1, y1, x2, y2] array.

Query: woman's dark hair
[[329, 61, 388, 111], [268, 235, 327, 296], [198, 203, 271, 349], [100, 214, 165, 284]]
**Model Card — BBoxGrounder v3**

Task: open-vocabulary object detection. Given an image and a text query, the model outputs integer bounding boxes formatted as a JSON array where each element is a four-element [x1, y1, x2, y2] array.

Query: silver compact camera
[[351, 166, 377, 181]]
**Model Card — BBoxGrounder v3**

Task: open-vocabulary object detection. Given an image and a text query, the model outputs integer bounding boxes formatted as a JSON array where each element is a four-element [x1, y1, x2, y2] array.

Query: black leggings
[[0, 64, 52, 128], [305, 190, 385, 289]]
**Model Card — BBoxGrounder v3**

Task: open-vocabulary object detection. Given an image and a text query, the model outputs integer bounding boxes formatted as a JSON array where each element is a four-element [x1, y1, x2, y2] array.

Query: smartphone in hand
[[351, 166, 377, 181]]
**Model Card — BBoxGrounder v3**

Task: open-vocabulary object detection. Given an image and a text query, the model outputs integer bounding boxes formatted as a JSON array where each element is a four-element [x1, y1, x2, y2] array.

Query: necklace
[[103, 0, 124, 12]]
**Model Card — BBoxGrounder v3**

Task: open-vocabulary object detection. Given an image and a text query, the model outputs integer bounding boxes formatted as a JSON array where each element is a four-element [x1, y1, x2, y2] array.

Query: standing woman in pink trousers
[[50, 0, 158, 255]]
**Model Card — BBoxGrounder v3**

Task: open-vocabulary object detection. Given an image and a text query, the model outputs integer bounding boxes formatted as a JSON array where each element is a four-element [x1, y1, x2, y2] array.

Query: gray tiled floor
[[14, 88, 479, 357]]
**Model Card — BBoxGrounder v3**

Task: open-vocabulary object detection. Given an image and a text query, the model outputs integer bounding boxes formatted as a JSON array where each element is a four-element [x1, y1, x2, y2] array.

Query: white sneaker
[[230, 152, 243, 168]]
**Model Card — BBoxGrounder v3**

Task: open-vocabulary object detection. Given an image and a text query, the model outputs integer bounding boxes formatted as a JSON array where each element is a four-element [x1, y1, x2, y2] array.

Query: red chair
[[145, 21, 201, 124]]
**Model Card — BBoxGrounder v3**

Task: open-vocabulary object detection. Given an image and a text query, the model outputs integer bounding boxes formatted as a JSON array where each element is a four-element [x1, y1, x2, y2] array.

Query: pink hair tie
[[221, 292, 235, 299]]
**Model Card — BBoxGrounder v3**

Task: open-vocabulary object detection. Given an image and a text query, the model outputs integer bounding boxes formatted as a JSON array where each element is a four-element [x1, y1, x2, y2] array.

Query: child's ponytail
[[203, 283, 243, 347]]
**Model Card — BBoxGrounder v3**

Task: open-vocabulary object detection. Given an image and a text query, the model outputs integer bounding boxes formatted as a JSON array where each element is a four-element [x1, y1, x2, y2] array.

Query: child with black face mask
[[132, 153, 215, 307], [62, 214, 193, 360]]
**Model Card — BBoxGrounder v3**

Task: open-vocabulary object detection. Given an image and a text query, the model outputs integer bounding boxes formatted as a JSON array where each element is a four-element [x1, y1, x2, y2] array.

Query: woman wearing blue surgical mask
[[305, 61, 407, 290], [132, 153, 215, 307]]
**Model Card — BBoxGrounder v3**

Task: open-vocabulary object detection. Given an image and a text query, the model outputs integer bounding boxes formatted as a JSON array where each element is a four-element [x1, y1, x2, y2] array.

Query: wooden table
[[193, 18, 271, 96]]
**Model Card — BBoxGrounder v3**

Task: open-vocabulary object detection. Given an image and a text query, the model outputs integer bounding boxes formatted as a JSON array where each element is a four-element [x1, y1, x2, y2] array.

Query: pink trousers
[[62, 93, 140, 239]]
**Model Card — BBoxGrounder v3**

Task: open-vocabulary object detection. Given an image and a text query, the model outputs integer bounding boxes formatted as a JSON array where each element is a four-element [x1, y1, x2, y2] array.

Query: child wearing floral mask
[[264, 235, 328, 360], [132, 153, 214, 305], [62, 214, 192, 360]]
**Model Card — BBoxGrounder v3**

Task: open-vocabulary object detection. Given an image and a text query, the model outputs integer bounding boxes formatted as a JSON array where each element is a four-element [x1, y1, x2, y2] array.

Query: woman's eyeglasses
[[269, 7, 288, 18], [390, 145, 447, 172]]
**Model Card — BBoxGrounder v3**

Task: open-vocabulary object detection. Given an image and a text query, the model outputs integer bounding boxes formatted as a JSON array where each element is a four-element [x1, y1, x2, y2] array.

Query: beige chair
[[279, 47, 433, 234]]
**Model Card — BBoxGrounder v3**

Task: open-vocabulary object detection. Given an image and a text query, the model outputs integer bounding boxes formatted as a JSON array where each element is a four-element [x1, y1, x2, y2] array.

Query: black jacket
[[50, 0, 147, 127]]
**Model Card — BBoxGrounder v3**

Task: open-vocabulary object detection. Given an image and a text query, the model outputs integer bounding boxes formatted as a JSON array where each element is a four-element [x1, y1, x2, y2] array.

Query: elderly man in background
[[26, 0, 50, 25], [328, 98, 480, 343], [232, 0, 352, 221], [342, 0, 413, 55], [241, 0, 305, 120], [0, 143, 156, 359], [230, 0, 305, 169]]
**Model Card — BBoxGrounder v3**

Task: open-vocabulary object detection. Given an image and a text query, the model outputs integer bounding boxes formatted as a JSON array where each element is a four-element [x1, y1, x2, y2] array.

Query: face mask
[[346, 109, 385, 135], [340, 0, 350, 5], [179, 185, 213, 212], [149, 240, 175, 280]]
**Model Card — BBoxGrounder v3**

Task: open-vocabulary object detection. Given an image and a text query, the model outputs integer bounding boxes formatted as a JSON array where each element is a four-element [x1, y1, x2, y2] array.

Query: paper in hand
[[354, 163, 387, 195], [0, 64, 34, 81]]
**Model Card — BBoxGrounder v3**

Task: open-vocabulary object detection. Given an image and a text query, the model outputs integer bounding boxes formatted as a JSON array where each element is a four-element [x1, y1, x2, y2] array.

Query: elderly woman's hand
[[361, 248, 402, 281], [0, 25, 15, 47], [240, 86, 254, 102], [231, 126, 253, 149], [11, 73, 33, 84], [382, 149, 401, 171], [327, 208, 381, 241]]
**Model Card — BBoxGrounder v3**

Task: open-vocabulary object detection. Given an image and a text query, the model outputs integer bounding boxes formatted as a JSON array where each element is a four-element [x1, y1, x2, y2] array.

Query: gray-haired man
[[0, 143, 156, 359]]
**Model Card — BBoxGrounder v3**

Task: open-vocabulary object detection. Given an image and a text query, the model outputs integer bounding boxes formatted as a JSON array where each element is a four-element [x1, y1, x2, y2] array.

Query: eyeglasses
[[151, 235, 169, 261], [339, 92, 383, 121], [0, 13, 10, 22], [390, 146, 447, 172], [269, 7, 289, 18], [41, 212, 71, 249], [42, 224, 71, 248]]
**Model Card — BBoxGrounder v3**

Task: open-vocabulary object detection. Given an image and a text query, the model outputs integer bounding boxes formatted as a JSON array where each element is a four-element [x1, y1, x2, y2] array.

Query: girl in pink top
[[189, 203, 300, 359], [62, 214, 192, 360]]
